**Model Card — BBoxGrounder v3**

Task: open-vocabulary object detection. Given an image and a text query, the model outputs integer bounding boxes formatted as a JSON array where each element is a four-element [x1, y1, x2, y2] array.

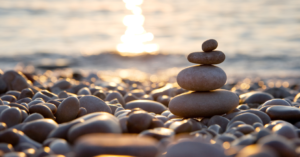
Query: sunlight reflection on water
[[117, 0, 159, 55]]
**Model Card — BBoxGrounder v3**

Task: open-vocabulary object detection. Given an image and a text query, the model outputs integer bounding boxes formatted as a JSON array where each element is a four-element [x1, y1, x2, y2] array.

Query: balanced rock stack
[[169, 39, 239, 117]]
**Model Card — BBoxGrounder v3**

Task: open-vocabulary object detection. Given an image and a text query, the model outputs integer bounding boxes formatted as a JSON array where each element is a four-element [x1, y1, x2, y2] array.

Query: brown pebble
[[47, 120, 83, 139], [74, 134, 158, 157], [77, 107, 87, 117], [77, 87, 91, 95], [29, 104, 55, 119], [0, 129, 19, 146], [124, 93, 139, 103], [127, 111, 153, 133], [6, 91, 20, 99], [169, 120, 192, 134], [2, 70, 30, 91], [166, 141, 226, 157], [23, 113, 44, 123], [19, 88, 34, 99], [149, 118, 164, 129], [68, 113, 122, 143], [202, 39, 218, 52], [105, 90, 125, 107], [228, 113, 263, 127], [56, 96, 79, 123], [125, 100, 167, 114], [208, 115, 229, 133], [177, 65, 227, 91], [22, 119, 58, 143], [93, 90, 106, 100], [0, 95, 17, 102], [188, 51, 225, 65], [272, 123, 297, 139], [236, 124, 254, 134], [79, 95, 111, 114], [0, 107, 22, 127], [139, 127, 175, 140]]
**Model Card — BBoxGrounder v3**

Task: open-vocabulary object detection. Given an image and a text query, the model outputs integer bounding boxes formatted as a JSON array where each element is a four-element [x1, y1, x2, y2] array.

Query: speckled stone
[[169, 89, 239, 117], [202, 39, 218, 52], [187, 51, 225, 65], [177, 65, 227, 91]]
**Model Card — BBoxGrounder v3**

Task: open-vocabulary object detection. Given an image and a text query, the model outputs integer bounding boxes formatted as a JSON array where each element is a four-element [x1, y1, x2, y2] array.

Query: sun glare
[[117, 0, 159, 55]]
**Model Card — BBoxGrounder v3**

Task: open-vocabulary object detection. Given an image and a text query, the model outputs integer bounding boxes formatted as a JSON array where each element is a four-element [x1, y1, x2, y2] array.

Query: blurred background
[[0, 0, 300, 81]]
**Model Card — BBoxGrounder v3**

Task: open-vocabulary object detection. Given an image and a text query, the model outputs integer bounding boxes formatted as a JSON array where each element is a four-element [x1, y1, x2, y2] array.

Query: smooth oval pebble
[[202, 39, 218, 52], [79, 95, 112, 114], [74, 134, 158, 157], [68, 113, 122, 143], [166, 141, 226, 157], [125, 100, 167, 114], [228, 113, 263, 127], [105, 91, 125, 107], [266, 106, 300, 122], [208, 115, 229, 133], [29, 104, 55, 119], [272, 123, 297, 139], [0, 107, 22, 128], [0, 129, 19, 146], [23, 113, 44, 123], [56, 96, 80, 123], [169, 89, 239, 117], [22, 119, 58, 143], [49, 139, 72, 155], [188, 51, 225, 65], [240, 91, 274, 104], [262, 99, 291, 106], [139, 127, 175, 141], [127, 111, 153, 133], [177, 65, 226, 91]]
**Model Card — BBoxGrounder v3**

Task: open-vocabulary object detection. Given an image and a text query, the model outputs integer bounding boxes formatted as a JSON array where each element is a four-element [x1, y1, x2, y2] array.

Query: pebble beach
[[0, 39, 299, 157]]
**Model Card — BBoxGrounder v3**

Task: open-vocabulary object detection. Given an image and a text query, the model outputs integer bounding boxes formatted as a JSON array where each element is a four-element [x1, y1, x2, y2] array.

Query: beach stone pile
[[1, 44, 300, 156], [169, 39, 240, 117]]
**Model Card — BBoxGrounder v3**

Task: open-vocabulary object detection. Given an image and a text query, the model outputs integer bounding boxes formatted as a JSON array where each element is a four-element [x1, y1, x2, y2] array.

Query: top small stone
[[202, 39, 218, 52]]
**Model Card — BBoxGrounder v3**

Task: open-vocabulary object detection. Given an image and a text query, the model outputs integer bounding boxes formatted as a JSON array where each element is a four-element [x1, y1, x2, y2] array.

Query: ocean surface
[[0, 0, 300, 79]]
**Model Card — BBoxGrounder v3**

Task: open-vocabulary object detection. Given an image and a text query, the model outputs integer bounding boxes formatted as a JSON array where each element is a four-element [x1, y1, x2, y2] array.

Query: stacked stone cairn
[[169, 39, 240, 117]]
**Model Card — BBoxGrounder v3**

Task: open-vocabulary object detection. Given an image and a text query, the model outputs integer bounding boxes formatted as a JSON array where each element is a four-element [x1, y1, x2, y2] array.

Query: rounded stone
[[2, 70, 29, 91], [169, 89, 239, 118], [139, 128, 175, 141], [19, 88, 34, 99], [0, 107, 22, 128], [262, 99, 291, 106], [68, 113, 122, 143], [125, 100, 167, 114], [22, 119, 58, 143], [202, 39, 218, 52], [272, 123, 297, 139], [77, 107, 87, 117], [228, 113, 263, 127], [49, 139, 72, 155], [188, 51, 225, 65], [239, 91, 274, 104], [166, 141, 226, 157], [29, 104, 55, 119], [23, 113, 44, 123], [266, 106, 300, 122], [56, 96, 80, 123], [74, 134, 158, 157], [105, 91, 125, 107], [79, 95, 112, 114], [177, 65, 227, 91], [127, 111, 153, 133]]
